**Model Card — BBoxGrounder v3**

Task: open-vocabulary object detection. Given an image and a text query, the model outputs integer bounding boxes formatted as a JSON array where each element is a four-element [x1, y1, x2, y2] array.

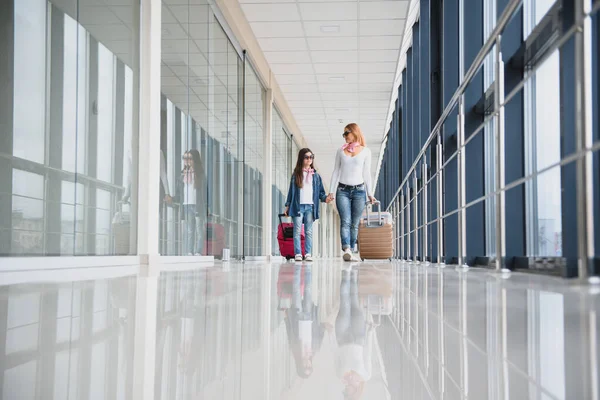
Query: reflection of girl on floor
[[284, 264, 325, 379], [328, 268, 375, 400]]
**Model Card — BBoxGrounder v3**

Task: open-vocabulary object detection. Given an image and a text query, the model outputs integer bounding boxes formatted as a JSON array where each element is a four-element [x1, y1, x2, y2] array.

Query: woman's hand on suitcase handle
[[368, 195, 377, 204], [284, 206, 289, 216]]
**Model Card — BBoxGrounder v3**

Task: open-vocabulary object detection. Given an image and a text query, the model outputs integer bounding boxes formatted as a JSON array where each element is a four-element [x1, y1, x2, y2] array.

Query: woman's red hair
[[344, 123, 366, 146]]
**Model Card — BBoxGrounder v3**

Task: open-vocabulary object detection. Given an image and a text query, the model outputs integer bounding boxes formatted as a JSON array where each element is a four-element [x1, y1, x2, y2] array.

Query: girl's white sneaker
[[295, 254, 303, 262], [304, 254, 313, 262]]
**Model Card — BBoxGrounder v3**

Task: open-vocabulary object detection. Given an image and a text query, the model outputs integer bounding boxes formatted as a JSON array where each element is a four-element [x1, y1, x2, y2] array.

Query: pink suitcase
[[277, 214, 305, 259]]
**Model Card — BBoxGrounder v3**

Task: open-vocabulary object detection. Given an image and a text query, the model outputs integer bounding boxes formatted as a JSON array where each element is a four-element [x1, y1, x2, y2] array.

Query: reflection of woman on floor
[[330, 269, 375, 400], [284, 264, 325, 379]]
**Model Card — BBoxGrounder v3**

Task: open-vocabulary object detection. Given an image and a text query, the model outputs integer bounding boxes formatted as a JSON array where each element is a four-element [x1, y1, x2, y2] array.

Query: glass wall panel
[[483, 0, 497, 257], [244, 64, 266, 257], [271, 110, 292, 256], [0, 0, 140, 256], [524, 0, 563, 257], [160, 0, 211, 256], [160, 2, 244, 258]]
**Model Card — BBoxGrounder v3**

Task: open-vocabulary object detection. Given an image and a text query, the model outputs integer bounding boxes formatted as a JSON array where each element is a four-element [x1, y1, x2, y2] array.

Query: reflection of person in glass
[[284, 264, 325, 379], [173, 149, 207, 255], [332, 269, 374, 399]]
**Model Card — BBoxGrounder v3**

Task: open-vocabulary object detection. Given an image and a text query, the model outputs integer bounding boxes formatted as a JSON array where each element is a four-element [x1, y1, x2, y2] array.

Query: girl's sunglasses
[[182, 155, 192, 160], [342, 131, 350, 137], [304, 155, 314, 160]]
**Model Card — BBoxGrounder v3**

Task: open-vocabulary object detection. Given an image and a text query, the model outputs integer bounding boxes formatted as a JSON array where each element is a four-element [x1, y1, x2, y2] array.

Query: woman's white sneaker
[[304, 254, 313, 262], [295, 254, 303, 262], [343, 248, 352, 262]]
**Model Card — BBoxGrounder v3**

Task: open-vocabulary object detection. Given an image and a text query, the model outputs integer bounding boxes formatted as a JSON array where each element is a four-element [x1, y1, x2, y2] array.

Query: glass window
[[244, 63, 266, 257], [483, 0, 497, 257], [160, 1, 246, 258], [0, 0, 140, 256], [272, 109, 292, 256], [524, 0, 563, 257], [12, 0, 46, 164]]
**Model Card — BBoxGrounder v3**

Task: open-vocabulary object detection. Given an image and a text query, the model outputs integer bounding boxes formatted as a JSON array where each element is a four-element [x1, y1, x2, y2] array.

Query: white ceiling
[[240, 0, 409, 183]]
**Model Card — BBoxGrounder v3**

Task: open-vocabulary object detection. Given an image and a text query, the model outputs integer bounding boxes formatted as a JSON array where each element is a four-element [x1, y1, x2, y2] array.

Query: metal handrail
[[388, 0, 597, 278], [385, 0, 523, 209], [400, 20, 581, 208]]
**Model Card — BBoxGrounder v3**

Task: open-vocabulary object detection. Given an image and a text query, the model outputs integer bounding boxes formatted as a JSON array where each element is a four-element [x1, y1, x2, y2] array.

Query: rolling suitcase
[[205, 222, 225, 256], [358, 201, 394, 260], [277, 214, 305, 259]]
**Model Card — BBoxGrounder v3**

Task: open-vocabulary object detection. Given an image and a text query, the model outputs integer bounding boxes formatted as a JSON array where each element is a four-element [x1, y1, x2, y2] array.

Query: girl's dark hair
[[293, 148, 314, 188], [182, 149, 203, 189]]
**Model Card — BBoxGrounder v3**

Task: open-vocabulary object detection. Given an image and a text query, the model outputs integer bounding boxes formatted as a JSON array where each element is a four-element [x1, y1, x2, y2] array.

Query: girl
[[174, 149, 207, 256], [285, 148, 332, 262], [284, 264, 325, 379], [328, 123, 376, 262]]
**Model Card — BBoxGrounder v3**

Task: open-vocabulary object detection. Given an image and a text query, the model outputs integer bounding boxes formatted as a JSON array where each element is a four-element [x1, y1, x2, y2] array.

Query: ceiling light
[[320, 25, 340, 33], [329, 76, 345, 82], [335, 108, 350, 112]]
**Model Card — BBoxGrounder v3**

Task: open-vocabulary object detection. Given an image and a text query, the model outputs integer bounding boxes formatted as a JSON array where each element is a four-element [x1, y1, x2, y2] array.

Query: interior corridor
[[2, 261, 599, 400]]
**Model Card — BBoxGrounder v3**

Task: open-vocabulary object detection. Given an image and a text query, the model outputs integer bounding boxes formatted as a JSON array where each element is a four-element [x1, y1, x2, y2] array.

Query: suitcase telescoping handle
[[279, 213, 292, 225], [365, 200, 383, 227]]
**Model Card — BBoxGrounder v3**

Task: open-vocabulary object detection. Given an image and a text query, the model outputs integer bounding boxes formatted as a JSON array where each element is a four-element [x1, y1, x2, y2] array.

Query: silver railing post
[[494, 36, 508, 273], [437, 134, 445, 265], [413, 171, 419, 262], [457, 96, 468, 268], [574, 0, 595, 281], [422, 161, 429, 264], [400, 193, 405, 261], [406, 187, 412, 261]]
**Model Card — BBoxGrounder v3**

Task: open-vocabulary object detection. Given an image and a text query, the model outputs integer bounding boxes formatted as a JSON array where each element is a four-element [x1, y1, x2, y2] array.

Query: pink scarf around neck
[[183, 168, 194, 184], [303, 168, 314, 185], [342, 142, 360, 153]]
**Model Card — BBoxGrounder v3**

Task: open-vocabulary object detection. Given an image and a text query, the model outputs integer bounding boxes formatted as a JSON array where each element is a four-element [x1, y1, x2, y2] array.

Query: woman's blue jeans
[[335, 185, 366, 251]]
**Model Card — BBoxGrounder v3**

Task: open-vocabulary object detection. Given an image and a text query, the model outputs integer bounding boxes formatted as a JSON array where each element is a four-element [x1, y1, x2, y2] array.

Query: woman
[[174, 149, 207, 255], [285, 148, 332, 262], [324, 268, 375, 400], [328, 123, 376, 262], [284, 264, 325, 379]]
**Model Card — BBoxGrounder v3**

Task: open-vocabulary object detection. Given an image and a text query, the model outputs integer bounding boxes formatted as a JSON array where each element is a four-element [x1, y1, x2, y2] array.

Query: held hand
[[326, 193, 335, 203]]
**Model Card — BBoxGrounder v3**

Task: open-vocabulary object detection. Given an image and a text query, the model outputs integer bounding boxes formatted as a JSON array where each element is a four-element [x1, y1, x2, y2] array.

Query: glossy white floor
[[1, 260, 599, 400]]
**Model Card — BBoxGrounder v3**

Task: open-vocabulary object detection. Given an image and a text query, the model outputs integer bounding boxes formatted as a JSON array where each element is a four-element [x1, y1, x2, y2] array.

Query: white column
[[132, 273, 159, 400], [262, 88, 273, 257], [137, 0, 161, 264]]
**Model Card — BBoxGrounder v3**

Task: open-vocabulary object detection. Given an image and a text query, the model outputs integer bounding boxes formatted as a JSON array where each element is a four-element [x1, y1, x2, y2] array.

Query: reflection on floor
[[1, 261, 600, 400]]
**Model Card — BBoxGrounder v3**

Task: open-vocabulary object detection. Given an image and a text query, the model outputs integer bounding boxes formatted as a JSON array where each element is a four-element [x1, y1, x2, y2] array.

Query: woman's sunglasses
[[182, 155, 192, 160], [304, 155, 314, 160], [342, 131, 351, 137]]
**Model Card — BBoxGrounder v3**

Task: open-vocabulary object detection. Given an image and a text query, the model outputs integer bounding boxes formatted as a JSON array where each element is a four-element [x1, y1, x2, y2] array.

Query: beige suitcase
[[358, 201, 394, 260]]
